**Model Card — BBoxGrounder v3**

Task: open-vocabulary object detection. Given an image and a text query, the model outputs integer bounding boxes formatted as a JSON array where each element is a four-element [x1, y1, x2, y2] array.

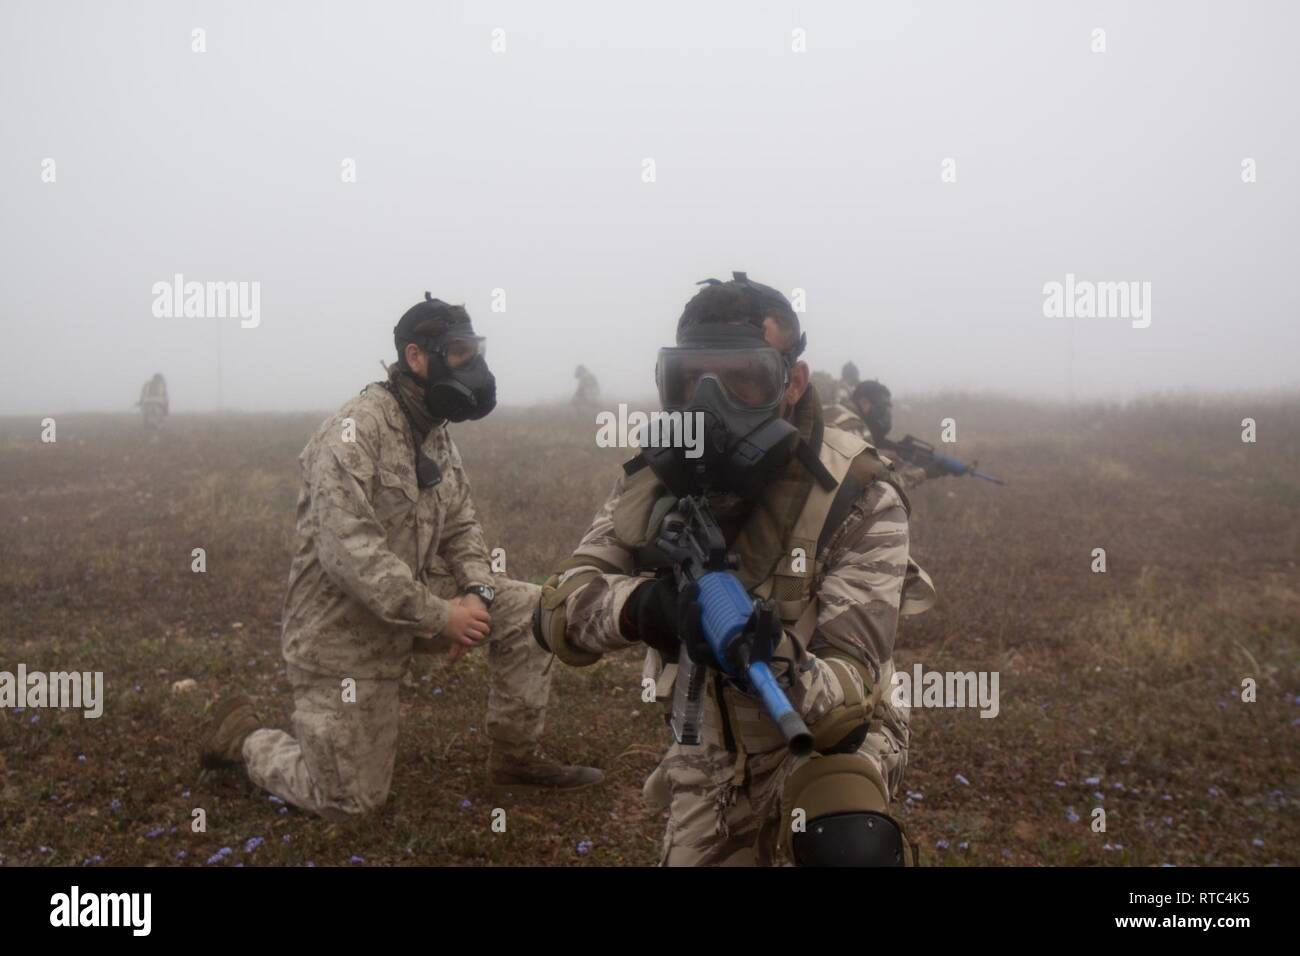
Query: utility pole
[[215, 316, 224, 411]]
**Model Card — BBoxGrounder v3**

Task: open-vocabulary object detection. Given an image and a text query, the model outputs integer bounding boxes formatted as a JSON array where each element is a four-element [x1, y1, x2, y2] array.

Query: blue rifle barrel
[[746, 660, 812, 756], [934, 453, 1005, 485], [696, 572, 813, 755], [932, 453, 972, 477]]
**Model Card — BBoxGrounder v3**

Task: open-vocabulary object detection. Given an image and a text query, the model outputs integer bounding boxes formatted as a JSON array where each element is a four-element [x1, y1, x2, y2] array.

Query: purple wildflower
[[206, 846, 233, 865]]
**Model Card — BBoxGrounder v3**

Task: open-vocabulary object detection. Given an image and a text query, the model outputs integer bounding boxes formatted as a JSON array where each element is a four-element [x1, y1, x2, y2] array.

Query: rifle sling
[[816, 468, 864, 556]]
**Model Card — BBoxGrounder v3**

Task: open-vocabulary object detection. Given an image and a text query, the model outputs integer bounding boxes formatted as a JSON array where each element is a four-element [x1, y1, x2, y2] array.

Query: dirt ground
[[1, 394, 1297, 866]]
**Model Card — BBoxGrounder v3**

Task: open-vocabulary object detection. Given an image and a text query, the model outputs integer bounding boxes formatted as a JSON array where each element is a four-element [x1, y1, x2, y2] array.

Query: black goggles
[[655, 346, 789, 410]]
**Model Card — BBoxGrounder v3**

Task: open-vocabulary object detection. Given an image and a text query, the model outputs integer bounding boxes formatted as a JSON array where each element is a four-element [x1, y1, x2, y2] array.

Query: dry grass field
[[1, 393, 1297, 867]]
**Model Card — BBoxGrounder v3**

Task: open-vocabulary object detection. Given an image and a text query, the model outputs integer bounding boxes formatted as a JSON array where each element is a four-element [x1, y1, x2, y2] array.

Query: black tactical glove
[[620, 577, 707, 664]]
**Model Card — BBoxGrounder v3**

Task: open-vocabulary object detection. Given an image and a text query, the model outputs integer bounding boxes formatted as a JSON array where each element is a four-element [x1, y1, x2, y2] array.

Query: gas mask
[[642, 326, 799, 498], [413, 332, 497, 423], [858, 386, 892, 444], [863, 400, 891, 443]]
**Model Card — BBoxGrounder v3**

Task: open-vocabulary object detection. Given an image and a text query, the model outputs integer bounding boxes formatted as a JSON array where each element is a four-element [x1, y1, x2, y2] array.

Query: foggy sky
[[2, 0, 1297, 414]]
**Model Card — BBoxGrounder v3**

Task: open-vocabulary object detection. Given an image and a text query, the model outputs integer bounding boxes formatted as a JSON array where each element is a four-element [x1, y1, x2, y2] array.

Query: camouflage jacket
[[823, 402, 928, 490], [554, 400, 933, 753], [280, 384, 494, 679]]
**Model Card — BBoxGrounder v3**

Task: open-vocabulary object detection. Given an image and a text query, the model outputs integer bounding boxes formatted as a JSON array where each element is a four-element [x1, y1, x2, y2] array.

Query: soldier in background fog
[[138, 373, 168, 428], [824, 380, 932, 489], [573, 365, 600, 405], [833, 361, 860, 405]]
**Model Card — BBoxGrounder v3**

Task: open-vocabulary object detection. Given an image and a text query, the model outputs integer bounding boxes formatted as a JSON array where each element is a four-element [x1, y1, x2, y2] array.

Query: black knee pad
[[791, 811, 905, 867]]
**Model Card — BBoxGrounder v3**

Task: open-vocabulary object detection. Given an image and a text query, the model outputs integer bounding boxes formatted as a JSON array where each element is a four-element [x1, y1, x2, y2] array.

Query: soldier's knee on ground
[[779, 753, 913, 866], [305, 733, 396, 819]]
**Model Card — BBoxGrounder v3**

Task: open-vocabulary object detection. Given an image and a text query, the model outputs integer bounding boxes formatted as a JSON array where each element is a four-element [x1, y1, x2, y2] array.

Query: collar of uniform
[[370, 381, 411, 434], [368, 381, 447, 459]]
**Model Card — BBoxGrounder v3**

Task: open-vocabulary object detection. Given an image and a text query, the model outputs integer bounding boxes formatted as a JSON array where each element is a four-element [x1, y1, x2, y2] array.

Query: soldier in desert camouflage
[[137, 372, 168, 429], [201, 294, 601, 820], [535, 273, 934, 865], [572, 365, 600, 405], [824, 379, 933, 489]]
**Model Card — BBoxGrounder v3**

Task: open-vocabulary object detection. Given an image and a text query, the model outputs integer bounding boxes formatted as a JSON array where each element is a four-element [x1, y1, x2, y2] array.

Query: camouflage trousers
[[643, 682, 910, 866], [243, 578, 550, 819]]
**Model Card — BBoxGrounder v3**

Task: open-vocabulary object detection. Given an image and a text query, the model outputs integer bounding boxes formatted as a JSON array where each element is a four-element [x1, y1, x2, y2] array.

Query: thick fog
[[2, 0, 1296, 414]]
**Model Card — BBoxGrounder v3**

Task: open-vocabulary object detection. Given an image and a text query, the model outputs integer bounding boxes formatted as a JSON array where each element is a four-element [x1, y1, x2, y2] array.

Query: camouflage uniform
[[543, 395, 934, 865], [573, 366, 600, 405], [823, 401, 929, 490], [831, 362, 860, 407], [139, 375, 168, 426], [242, 383, 551, 819]]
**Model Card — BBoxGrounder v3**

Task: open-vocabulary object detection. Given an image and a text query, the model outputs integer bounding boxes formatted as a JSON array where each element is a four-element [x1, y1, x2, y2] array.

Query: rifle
[[880, 434, 1005, 485], [654, 496, 813, 756]]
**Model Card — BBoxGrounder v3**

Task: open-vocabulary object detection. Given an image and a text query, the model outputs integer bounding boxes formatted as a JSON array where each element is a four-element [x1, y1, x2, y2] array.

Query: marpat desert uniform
[[241, 382, 550, 819]]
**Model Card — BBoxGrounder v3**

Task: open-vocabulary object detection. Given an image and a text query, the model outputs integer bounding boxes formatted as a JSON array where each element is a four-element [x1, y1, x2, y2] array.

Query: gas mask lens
[[656, 347, 787, 410], [438, 336, 486, 369]]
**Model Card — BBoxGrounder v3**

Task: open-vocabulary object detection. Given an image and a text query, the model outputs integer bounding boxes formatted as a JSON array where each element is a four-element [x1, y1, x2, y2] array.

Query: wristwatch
[[465, 584, 496, 609]]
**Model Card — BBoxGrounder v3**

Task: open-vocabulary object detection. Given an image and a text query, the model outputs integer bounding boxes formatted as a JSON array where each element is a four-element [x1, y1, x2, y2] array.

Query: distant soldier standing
[[201, 294, 602, 819], [573, 365, 600, 405], [138, 373, 168, 428], [535, 274, 934, 865], [833, 360, 860, 405]]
